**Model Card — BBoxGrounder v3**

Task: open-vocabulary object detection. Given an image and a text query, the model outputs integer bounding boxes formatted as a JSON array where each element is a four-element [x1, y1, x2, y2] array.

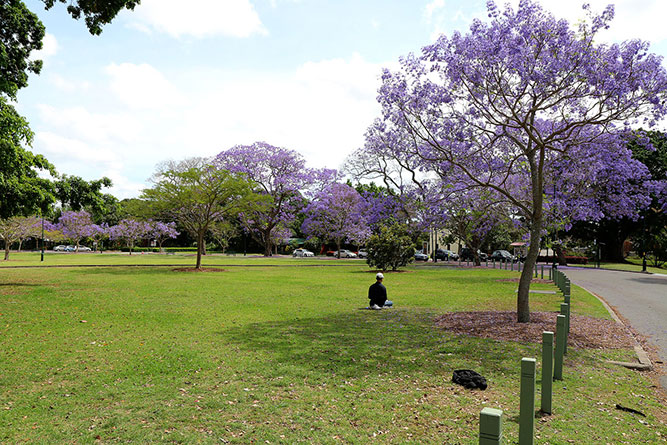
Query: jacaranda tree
[[109, 219, 150, 255], [214, 142, 336, 256], [302, 183, 370, 257], [367, 0, 667, 322], [55, 210, 95, 251]]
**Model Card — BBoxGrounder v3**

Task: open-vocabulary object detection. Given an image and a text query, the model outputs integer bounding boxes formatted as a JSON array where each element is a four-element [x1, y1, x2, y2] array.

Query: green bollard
[[541, 331, 554, 414], [548, 267, 552, 281], [479, 407, 503, 445], [511, 260, 514, 271], [519, 358, 536, 445], [486, 258, 488, 268], [534, 266, 538, 278], [541, 265, 544, 280], [565, 279, 571, 297], [554, 315, 566, 380], [560, 303, 570, 355]]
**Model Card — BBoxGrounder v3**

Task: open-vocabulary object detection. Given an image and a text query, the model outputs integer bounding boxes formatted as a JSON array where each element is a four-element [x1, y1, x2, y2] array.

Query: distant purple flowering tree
[[55, 210, 95, 251], [214, 142, 337, 256], [147, 220, 179, 253], [302, 183, 370, 257], [109, 219, 150, 255], [88, 223, 109, 252], [366, 1, 667, 322]]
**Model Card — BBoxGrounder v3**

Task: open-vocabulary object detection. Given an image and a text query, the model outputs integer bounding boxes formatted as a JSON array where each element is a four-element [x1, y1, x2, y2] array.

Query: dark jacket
[[368, 281, 387, 306]]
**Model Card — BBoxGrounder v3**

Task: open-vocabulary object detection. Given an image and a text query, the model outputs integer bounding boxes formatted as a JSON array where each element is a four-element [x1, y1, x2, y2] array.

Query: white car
[[53, 245, 67, 251], [292, 248, 314, 257], [335, 249, 357, 258], [78, 246, 92, 252]]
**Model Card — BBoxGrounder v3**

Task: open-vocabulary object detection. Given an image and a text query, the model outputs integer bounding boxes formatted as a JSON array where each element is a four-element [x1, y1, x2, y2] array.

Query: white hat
[[376, 272, 384, 280]]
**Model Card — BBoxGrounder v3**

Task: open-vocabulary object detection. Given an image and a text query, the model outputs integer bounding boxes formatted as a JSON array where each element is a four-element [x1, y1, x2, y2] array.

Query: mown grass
[[0, 254, 664, 443]]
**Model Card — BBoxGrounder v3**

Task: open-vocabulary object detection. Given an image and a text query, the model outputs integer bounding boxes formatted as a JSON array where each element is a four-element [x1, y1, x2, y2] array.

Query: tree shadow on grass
[[220, 308, 540, 383]]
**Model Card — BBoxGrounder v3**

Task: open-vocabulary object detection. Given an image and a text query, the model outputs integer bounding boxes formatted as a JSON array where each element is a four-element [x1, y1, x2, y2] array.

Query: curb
[[575, 283, 653, 371]]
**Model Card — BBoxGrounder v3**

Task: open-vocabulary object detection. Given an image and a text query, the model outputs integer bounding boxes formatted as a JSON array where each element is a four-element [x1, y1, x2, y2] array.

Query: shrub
[[365, 224, 414, 271]]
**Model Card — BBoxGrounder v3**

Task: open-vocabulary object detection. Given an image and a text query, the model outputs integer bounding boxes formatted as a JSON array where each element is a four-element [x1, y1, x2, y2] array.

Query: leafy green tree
[[365, 224, 414, 271], [1, 0, 134, 221], [0, 100, 55, 219], [142, 161, 262, 269], [40, 0, 140, 35]]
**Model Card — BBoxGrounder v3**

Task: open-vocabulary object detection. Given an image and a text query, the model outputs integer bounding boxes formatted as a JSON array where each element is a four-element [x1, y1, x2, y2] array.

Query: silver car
[[292, 248, 314, 257]]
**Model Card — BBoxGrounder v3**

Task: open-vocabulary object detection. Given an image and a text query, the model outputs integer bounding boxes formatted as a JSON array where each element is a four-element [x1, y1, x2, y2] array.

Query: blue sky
[[16, 0, 667, 198]]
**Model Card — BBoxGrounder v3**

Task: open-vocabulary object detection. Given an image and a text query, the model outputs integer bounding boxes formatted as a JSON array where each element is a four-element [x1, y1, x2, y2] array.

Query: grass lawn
[[1, 253, 665, 443]]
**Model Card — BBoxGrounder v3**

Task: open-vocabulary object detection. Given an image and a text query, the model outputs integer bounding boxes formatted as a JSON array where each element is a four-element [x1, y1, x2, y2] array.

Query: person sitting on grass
[[368, 272, 392, 309]]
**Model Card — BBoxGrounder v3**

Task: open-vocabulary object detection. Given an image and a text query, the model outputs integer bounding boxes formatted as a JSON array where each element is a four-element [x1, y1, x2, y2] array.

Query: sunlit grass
[[0, 257, 663, 443]]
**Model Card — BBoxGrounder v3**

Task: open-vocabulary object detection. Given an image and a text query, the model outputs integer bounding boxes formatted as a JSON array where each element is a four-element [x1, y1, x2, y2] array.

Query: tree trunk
[[196, 231, 204, 269], [263, 228, 273, 257], [554, 244, 567, 265], [158, 240, 164, 253], [517, 218, 542, 323], [336, 239, 341, 259], [17, 240, 23, 252], [4, 242, 9, 261]]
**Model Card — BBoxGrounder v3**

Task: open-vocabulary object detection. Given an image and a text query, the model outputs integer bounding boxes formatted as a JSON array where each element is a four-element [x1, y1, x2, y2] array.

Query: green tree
[[40, 0, 140, 35], [0, 100, 55, 219], [142, 161, 262, 269], [1, 0, 134, 221], [365, 224, 414, 271]]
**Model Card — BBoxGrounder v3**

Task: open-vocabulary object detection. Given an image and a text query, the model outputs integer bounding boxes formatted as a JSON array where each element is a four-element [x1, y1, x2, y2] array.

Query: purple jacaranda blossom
[[358, 0, 667, 321], [55, 210, 95, 251], [302, 183, 370, 257], [213, 142, 338, 256], [147, 220, 179, 253], [108, 219, 150, 255]]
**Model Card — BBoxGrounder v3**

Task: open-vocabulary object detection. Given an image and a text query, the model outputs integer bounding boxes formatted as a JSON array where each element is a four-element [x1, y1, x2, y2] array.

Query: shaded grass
[[0, 261, 664, 443]]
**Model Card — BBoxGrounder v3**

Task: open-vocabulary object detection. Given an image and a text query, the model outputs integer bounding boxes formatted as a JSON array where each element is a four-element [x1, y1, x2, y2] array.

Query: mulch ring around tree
[[495, 278, 553, 284], [172, 267, 227, 273], [434, 311, 636, 349]]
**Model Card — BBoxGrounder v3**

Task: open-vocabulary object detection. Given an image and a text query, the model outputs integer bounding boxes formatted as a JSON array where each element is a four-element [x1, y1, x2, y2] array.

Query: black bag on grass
[[452, 369, 487, 390]]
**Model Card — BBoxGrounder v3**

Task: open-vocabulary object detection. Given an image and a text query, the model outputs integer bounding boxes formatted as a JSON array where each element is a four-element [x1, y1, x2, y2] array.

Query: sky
[[16, 0, 667, 199]]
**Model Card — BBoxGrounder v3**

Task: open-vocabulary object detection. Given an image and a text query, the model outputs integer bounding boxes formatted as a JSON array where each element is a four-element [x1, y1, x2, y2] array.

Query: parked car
[[53, 245, 67, 251], [435, 249, 459, 261], [356, 250, 368, 259], [460, 248, 488, 261], [78, 246, 92, 252], [414, 251, 429, 261], [64, 245, 76, 252], [292, 248, 314, 257], [333, 249, 357, 258], [489, 250, 516, 262]]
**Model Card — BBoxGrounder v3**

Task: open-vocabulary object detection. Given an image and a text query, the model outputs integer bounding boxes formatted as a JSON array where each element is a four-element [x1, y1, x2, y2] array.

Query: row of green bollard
[[479, 270, 572, 444]]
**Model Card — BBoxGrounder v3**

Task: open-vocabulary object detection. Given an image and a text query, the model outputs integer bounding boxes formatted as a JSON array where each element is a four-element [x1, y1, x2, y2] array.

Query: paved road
[[563, 267, 667, 389]]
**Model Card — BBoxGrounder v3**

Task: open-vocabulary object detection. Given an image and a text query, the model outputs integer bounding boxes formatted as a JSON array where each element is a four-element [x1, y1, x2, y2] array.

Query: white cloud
[[130, 0, 268, 39], [35, 131, 123, 170], [30, 54, 387, 198], [424, 0, 446, 23], [31, 33, 59, 60], [48, 74, 90, 93], [178, 53, 385, 170], [441, 1, 667, 45], [105, 63, 184, 109], [539, 0, 667, 44]]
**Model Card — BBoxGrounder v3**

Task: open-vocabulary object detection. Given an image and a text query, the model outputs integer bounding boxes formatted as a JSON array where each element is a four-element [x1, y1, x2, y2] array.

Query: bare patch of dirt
[[434, 311, 636, 349], [172, 267, 226, 273]]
